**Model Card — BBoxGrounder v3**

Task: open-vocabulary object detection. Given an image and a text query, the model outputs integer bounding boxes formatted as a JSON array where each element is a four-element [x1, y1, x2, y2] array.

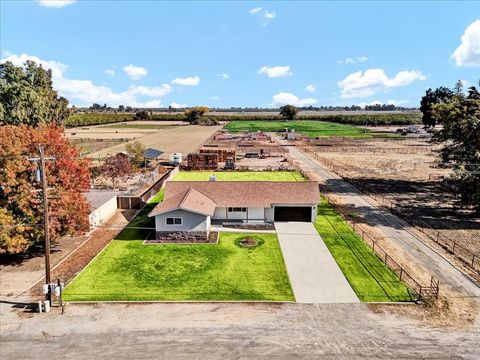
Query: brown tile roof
[[149, 187, 217, 217], [149, 181, 319, 217]]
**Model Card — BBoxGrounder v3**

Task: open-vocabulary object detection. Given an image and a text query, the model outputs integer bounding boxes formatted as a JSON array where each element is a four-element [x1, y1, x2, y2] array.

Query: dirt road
[[1, 302, 479, 359], [276, 137, 480, 299]]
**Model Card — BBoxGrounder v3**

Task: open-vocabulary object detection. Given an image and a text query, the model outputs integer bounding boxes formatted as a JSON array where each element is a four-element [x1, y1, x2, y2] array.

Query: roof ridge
[[178, 187, 194, 208]]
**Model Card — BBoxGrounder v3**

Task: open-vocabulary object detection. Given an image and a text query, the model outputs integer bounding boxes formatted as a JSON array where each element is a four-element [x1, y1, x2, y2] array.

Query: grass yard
[[173, 170, 306, 181], [225, 120, 398, 139], [315, 198, 414, 302], [63, 232, 294, 301]]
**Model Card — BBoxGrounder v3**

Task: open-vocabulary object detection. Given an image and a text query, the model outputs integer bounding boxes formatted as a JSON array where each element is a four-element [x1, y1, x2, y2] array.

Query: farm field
[[63, 231, 294, 301], [172, 170, 306, 181], [84, 124, 221, 159], [315, 198, 414, 302], [224, 120, 399, 138]]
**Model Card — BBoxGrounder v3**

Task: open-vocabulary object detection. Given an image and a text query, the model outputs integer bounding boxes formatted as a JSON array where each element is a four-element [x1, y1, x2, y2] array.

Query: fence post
[[472, 254, 476, 268], [399, 268, 403, 281], [452, 241, 456, 254]]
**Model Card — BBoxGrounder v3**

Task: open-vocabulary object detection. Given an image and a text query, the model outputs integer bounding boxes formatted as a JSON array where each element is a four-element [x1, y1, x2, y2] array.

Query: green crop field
[[225, 120, 398, 138], [172, 170, 306, 182], [315, 198, 414, 302]]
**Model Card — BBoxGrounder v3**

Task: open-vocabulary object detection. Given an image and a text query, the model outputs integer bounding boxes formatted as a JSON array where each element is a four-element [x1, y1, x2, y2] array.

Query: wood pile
[[199, 147, 236, 162], [184, 153, 218, 170]]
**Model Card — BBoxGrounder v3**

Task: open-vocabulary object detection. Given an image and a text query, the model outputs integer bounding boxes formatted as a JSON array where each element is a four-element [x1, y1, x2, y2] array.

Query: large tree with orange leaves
[[0, 125, 91, 254]]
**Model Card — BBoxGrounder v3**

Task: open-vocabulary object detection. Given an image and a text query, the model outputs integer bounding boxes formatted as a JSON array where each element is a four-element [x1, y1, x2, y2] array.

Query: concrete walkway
[[210, 226, 276, 234], [275, 222, 359, 303]]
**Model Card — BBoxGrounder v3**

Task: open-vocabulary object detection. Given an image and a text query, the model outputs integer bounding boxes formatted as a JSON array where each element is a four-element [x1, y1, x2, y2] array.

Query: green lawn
[[173, 170, 306, 181], [225, 120, 398, 139], [315, 198, 414, 302], [63, 232, 294, 301]]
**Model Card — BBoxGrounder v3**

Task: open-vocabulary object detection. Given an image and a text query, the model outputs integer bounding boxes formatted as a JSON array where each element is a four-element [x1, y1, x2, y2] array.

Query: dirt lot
[[299, 137, 480, 259]]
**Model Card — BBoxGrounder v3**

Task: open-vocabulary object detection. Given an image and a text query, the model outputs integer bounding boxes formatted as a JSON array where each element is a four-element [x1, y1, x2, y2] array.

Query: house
[[148, 181, 320, 238]]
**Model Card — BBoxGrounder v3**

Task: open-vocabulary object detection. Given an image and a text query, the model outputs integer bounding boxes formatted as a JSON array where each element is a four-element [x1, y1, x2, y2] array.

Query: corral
[[298, 136, 480, 274]]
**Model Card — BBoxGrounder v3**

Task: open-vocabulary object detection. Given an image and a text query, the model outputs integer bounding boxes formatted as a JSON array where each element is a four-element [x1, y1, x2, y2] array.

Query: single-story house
[[148, 181, 320, 235]]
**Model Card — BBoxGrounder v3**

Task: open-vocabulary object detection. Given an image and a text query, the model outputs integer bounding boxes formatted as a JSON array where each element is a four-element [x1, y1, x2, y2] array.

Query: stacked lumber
[[184, 153, 218, 170], [199, 147, 236, 162]]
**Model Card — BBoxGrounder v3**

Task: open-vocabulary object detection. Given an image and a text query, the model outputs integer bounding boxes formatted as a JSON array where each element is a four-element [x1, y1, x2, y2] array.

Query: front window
[[228, 207, 247, 213], [166, 217, 182, 225]]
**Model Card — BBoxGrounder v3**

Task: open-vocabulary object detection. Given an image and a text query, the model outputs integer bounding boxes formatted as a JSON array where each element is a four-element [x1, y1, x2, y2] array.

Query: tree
[[184, 106, 209, 124], [100, 153, 133, 189], [432, 83, 480, 212], [279, 105, 298, 120], [126, 141, 146, 167], [420, 86, 454, 127], [135, 110, 151, 120], [0, 61, 71, 126], [0, 125, 91, 254]]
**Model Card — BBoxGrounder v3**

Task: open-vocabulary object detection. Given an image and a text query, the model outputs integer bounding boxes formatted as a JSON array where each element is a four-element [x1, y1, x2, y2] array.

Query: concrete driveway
[[275, 222, 359, 303]]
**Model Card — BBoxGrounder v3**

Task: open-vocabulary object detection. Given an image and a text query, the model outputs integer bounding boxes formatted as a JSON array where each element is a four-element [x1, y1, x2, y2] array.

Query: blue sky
[[1, 1, 479, 108]]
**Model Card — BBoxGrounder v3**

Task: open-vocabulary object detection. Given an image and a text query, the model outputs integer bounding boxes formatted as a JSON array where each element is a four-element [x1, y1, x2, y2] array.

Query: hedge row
[[65, 112, 421, 127]]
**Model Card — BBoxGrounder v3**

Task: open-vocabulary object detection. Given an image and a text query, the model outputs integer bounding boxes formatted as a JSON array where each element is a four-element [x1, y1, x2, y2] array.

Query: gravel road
[[1, 302, 479, 359]]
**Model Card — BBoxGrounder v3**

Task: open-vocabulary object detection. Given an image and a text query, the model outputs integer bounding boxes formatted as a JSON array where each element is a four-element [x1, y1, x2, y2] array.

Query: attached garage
[[274, 206, 313, 222]]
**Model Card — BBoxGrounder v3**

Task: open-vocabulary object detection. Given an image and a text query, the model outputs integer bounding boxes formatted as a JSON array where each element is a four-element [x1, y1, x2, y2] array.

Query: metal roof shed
[[144, 148, 164, 160]]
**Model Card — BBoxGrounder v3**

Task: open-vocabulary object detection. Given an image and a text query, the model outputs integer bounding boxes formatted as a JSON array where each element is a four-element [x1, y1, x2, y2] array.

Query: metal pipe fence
[[302, 146, 480, 273]]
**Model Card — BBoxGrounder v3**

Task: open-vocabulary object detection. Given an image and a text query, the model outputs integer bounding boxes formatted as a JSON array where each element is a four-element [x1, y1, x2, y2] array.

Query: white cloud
[[305, 84, 316, 93], [0, 53, 172, 107], [105, 69, 115, 77], [217, 73, 230, 80], [451, 20, 480, 67], [272, 92, 317, 107], [250, 7, 276, 27], [337, 56, 369, 64], [169, 102, 187, 108], [460, 79, 470, 87], [258, 65, 292, 78], [261, 11, 276, 26], [123, 64, 148, 80], [210, 96, 220, 100], [37, 0, 76, 8], [338, 68, 426, 98], [264, 11, 276, 19], [171, 76, 200, 86]]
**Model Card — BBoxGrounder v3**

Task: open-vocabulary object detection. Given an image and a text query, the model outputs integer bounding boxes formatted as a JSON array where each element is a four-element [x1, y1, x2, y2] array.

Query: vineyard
[[65, 111, 421, 127]]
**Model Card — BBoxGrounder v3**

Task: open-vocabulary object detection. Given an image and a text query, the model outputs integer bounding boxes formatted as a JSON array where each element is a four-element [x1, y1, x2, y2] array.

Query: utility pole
[[28, 144, 55, 304], [39, 145, 51, 285]]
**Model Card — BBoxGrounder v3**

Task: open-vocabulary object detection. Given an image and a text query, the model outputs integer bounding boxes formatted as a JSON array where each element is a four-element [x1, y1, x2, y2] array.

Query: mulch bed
[[145, 231, 218, 244], [223, 223, 275, 231], [239, 237, 258, 247]]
